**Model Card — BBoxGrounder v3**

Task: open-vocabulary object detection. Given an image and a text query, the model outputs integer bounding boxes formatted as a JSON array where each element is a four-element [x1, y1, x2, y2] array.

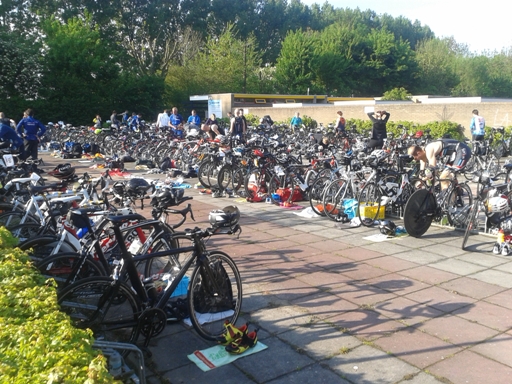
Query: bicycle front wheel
[[403, 189, 436, 238], [58, 277, 142, 344], [446, 183, 473, 227], [187, 251, 242, 341]]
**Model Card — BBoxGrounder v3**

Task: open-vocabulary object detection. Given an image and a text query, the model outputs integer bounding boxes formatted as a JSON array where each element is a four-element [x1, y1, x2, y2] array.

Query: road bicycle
[[56, 208, 243, 350], [403, 168, 473, 237], [462, 171, 512, 250]]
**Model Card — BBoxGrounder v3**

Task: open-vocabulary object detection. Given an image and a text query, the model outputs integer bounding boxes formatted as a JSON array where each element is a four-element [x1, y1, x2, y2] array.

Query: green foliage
[[0, 229, 115, 383], [243, 113, 260, 127], [381, 87, 412, 101], [301, 115, 318, 130]]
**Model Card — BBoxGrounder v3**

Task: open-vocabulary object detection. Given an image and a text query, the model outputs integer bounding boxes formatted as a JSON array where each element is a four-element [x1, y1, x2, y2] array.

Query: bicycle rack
[[93, 341, 146, 384]]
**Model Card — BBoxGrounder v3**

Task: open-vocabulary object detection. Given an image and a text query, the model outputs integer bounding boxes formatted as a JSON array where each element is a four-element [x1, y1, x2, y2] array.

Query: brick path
[[41, 154, 512, 384]]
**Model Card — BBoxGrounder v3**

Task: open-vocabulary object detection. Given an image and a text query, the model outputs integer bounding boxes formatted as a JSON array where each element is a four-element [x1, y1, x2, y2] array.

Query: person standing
[[156, 109, 170, 129], [230, 109, 246, 139], [335, 111, 346, 134], [16, 108, 46, 160], [110, 110, 120, 129], [367, 110, 390, 151], [0, 112, 25, 158], [290, 112, 302, 131], [469, 109, 485, 141], [169, 107, 184, 137]]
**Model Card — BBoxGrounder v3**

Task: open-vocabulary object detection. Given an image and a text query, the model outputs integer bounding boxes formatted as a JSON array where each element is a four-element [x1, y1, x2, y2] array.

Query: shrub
[[0, 227, 115, 383]]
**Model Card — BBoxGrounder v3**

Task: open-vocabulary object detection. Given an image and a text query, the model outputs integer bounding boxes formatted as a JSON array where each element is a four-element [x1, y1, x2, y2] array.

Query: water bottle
[[108, 351, 123, 377]]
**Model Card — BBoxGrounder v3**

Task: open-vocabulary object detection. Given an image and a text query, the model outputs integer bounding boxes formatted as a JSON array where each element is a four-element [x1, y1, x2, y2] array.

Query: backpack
[[82, 143, 91, 153], [193, 259, 233, 313], [72, 143, 83, 158]]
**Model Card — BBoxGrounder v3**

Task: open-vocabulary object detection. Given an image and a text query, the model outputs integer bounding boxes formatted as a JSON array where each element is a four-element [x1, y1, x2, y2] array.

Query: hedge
[[0, 227, 117, 384]]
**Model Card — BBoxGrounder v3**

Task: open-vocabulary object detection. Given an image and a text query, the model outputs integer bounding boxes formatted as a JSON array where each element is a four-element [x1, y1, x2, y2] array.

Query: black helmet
[[151, 188, 184, 208], [209, 205, 240, 228], [379, 220, 396, 237], [127, 178, 150, 197], [48, 163, 75, 180]]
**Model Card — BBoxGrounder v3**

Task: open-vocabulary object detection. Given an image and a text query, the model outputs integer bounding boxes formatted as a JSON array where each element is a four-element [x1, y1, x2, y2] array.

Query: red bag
[[276, 187, 303, 202]]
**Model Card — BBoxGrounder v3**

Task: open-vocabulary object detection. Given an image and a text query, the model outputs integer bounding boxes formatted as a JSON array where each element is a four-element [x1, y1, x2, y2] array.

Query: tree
[[381, 87, 411, 100], [414, 38, 458, 95], [274, 30, 315, 94]]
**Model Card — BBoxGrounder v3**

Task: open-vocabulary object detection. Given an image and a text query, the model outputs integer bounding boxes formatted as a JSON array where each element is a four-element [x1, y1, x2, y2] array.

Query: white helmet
[[487, 196, 509, 213], [372, 149, 388, 161]]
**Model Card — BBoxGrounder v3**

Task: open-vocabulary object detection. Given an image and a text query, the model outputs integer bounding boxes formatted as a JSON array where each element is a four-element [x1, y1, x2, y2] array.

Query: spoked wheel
[[446, 183, 473, 227], [403, 189, 437, 238], [187, 252, 242, 341], [462, 202, 479, 250], [308, 176, 329, 216]]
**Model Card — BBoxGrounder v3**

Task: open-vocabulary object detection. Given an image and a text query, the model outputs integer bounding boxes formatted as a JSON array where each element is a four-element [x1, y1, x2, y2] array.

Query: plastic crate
[[359, 204, 385, 220]]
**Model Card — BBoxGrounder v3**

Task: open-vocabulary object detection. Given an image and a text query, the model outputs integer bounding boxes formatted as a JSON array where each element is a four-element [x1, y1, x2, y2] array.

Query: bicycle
[[403, 167, 473, 237], [462, 171, 512, 250], [56, 206, 243, 350]]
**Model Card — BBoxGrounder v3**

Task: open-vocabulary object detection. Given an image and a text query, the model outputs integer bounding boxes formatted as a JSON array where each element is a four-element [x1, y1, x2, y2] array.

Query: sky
[[300, 0, 512, 54]]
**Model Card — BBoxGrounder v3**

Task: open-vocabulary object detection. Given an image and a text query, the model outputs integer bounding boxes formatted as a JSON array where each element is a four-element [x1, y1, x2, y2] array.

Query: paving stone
[[484, 288, 512, 309], [329, 282, 398, 307], [398, 265, 459, 285], [392, 249, 446, 265], [417, 314, 499, 348], [328, 233, 375, 247], [365, 273, 430, 296], [373, 327, 461, 369], [452, 300, 512, 331], [428, 350, 512, 384], [285, 232, 325, 244], [373, 296, 445, 326], [339, 262, 392, 282], [269, 260, 323, 277], [161, 360, 253, 384], [308, 239, 353, 253], [233, 337, 314, 383], [290, 291, 359, 320], [278, 321, 362, 361], [295, 270, 356, 289], [421, 243, 468, 257], [304, 253, 359, 273], [311, 227, 354, 240], [395, 371, 445, 383], [455, 252, 508, 268], [360, 242, 411, 256], [494, 261, 512, 273], [404, 286, 476, 313], [429, 258, 487, 275], [326, 344, 419, 383], [470, 332, 512, 368], [265, 364, 351, 384], [439, 276, 507, 299], [260, 276, 322, 301], [249, 305, 319, 335], [148, 330, 211, 372], [365, 255, 421, 273], [336, 247, 383, 261], [327, 309, 406, 341], [469, 269, 512, 288]]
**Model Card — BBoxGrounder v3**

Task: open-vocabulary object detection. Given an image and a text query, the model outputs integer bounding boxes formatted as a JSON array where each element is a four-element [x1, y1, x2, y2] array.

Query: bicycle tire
[[58, 277, 142, 344], [308, 176, 329, 216], [324, 179, 355, 221], [446, 183, 473, 227], [21, 235, 80, 262], [268, 172, 293, 204], [8, 223, 46, 242], [357, 182, 382, 227], [36, 252, 107, 291], [462, 202, 479, 250], [403, 189, 436, 237], [187, 251, 242, 341], [197, 161, 214, 189]]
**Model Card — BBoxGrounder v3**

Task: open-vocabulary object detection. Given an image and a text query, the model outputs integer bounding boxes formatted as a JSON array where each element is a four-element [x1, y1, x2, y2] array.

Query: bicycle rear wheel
[[403, 189, 436, 238], [58, 277, 142, 344], [446, 183, 473, 227], [187, 251, 242, 341], [462, 202, 479, 250], [357, 182, 382, 227]]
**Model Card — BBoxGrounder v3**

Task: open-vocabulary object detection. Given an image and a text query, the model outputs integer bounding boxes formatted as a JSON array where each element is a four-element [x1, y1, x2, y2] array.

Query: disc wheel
[[403, 189, 437, 238]]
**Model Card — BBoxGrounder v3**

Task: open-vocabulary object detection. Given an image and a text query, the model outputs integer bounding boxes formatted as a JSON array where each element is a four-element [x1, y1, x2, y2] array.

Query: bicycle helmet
[[151, 187, 185, 208], [48, 163, 76, 180], [126, 178, 151, 197], [487, 196, 509, 214], [379, 220, 397, 237], [209, 205, 240, 228]]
